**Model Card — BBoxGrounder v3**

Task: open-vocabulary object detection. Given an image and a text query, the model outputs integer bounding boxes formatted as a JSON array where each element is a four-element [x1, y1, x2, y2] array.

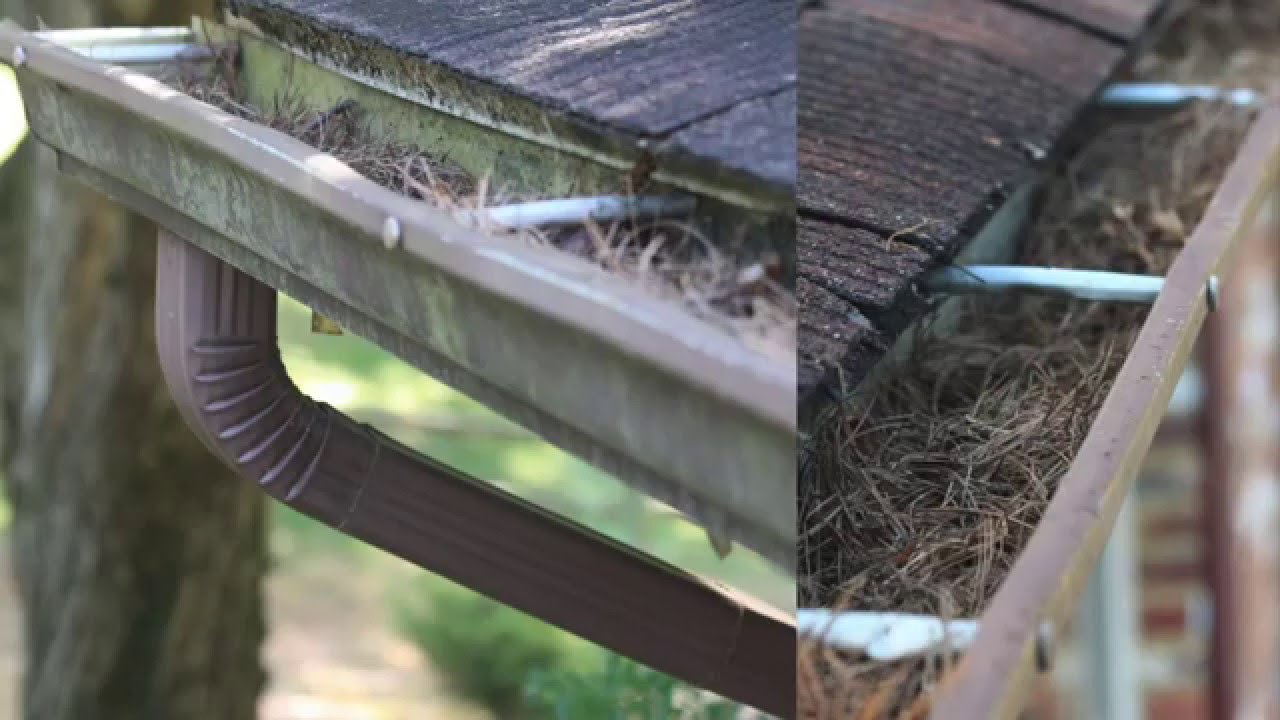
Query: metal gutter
[[0, 21, 795, 570], [209, 16, 795, 266], [153, 231, 793, 715], [932, 98, 1280, 719]]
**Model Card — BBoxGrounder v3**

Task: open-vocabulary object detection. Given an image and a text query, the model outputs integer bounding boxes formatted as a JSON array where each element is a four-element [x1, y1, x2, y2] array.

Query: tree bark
[[0, 1, 268, 718]]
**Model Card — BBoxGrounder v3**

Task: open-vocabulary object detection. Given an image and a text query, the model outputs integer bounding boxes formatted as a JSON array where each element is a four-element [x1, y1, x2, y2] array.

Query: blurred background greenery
[[275, 293, 788, 601]]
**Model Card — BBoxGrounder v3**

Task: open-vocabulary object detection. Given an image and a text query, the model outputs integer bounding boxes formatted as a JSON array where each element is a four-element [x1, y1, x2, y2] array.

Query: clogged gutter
[[173, 54, 796, 362], [797, 3, 1264, 714]]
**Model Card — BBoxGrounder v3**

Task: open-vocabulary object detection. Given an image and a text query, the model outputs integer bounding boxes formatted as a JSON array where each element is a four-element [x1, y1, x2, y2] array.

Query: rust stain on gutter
[[933, 99, 1280, 719]]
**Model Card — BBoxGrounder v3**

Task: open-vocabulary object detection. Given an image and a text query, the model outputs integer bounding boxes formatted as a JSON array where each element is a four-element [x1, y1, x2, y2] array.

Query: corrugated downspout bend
[[156, 230, 371, 516]]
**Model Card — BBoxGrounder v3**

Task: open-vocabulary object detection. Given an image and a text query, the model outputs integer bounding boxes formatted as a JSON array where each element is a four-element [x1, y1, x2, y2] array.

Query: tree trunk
[[0, 1, 268, 719]]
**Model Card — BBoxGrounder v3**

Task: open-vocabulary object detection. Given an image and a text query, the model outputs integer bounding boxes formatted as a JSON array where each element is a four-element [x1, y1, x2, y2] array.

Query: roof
[[221, 0, 796, 203], [798, 0, 1172, 411]]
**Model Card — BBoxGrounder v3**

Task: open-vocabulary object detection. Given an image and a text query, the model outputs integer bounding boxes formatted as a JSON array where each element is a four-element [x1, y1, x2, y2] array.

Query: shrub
[[395, 578, 581, 718], [397, 579, 753, 719], [524, 654, 745, 720]]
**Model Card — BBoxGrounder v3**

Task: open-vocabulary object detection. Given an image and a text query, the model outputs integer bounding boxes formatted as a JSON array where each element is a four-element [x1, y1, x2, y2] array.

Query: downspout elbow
[[151, 230, 794, 716], [155, 230, 367, 519]]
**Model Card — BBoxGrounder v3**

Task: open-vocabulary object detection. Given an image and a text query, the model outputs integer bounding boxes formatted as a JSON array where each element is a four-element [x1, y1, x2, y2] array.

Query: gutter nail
[[1035, 622, 1055, 673], [381, 216, 402, 250]]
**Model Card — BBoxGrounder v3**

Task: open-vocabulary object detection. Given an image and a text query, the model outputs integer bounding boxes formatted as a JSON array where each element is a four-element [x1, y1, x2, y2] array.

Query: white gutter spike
[[63, 43, 215, 65], [478, 195, 696, 230], [31, 28, 213, 66], [925, 265, 1173, 304], [1099, 82, 1260, 109], [34, 27, 196, 47], [796, 609, 980, 661]]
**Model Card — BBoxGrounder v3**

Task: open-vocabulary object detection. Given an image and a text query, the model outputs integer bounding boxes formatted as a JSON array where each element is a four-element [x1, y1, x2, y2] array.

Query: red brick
[[1144, 512, 1203, 539], [1143, 604, 1187, 637], [1147, 689, 1205, 720], [1022, 678, 1063, 720], [1142, 559, 1203, 584]]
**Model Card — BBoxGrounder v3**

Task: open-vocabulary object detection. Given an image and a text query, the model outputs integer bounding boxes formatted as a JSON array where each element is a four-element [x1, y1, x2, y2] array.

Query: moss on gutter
[[205, 19, 795, 265], [216, 6, 791, 214]]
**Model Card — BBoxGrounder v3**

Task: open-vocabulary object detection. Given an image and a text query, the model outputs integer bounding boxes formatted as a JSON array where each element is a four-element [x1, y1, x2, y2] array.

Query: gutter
[[934, 97, 1280, 720], [1, 21, 796, 713], [0, 21, 794, 570]]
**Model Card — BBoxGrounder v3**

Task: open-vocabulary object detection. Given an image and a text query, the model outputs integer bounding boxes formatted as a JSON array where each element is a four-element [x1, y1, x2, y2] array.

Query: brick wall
[[1137, 437, 1209, 720], [1023, 371, 1211, 719]]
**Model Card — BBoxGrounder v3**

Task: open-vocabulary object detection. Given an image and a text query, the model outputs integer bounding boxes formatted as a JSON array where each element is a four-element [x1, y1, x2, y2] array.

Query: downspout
[[151, 230, 793, 717]]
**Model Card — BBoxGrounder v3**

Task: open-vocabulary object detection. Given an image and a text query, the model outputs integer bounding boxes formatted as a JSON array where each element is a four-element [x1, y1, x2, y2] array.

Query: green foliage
[[524, 654, 743, 720], [394, 578, 751, 720], [394, 578, 587, 718], [276, 295, 790, 608], [0, 473, 8, 532]]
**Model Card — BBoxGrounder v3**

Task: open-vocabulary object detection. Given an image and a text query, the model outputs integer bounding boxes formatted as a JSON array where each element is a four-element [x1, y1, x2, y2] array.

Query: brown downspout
[[153, 230, 794, 718]]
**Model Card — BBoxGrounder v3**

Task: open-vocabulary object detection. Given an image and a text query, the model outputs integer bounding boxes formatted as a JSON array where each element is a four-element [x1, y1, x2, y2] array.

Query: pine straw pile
[[796, 72, 1255, 720], [1141, 0, 1280, 82], [171, 56, 794, 361]]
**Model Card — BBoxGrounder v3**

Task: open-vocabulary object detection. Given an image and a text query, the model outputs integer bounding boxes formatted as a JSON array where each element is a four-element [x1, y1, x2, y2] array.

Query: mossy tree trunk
[[0, 1, 268, 718]]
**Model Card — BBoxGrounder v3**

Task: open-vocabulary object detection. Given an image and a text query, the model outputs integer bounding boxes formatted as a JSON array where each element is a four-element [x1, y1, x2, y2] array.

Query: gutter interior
[[798, 2, 1263, 712]]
